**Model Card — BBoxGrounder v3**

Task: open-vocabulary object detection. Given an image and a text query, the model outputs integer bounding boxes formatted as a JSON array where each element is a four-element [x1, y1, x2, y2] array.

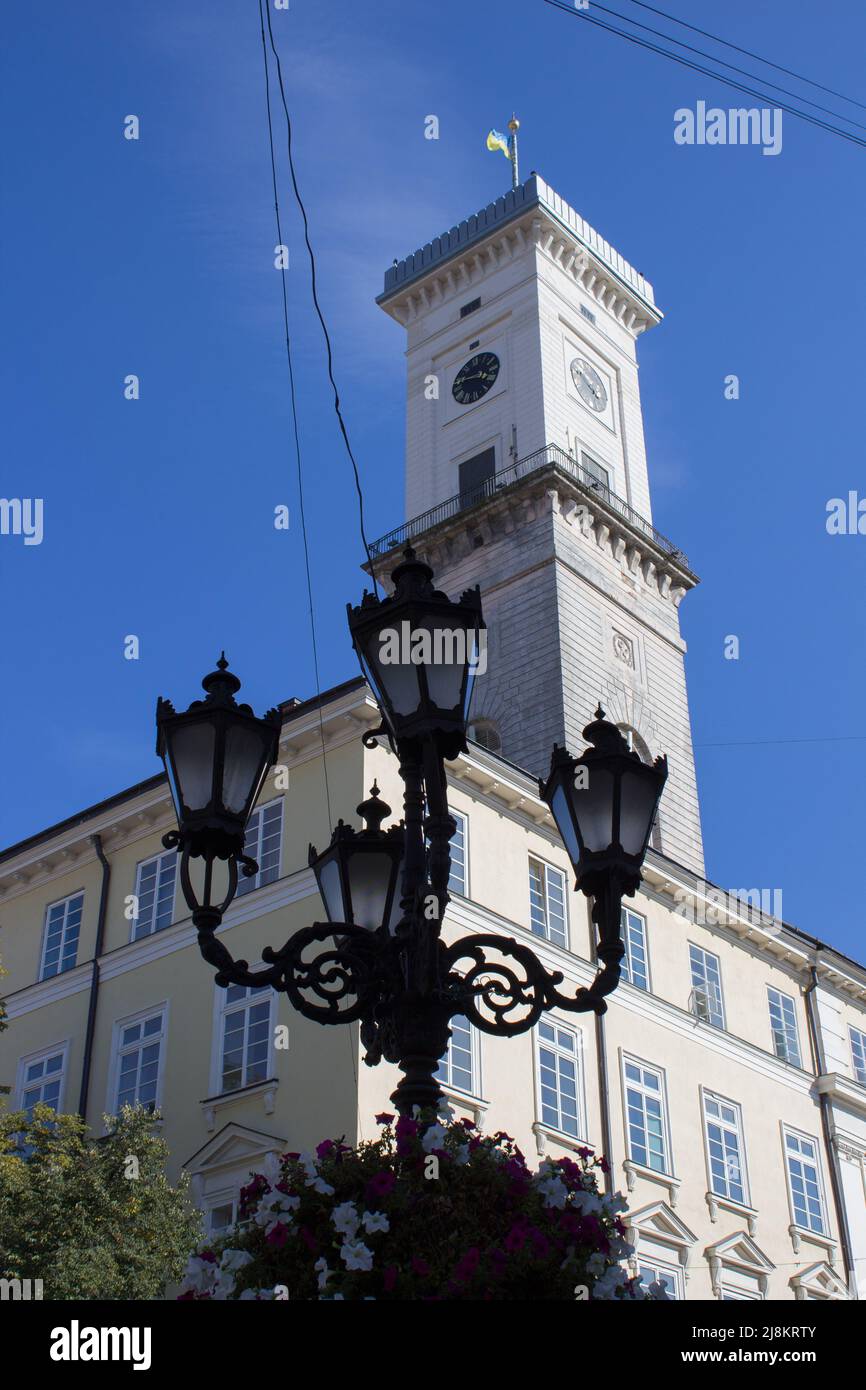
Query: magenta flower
[[299, 1226, 318, 1254], [365, 1169, 397, 1201], [375, 1112, 395, 1125], [266, 1221, 290, 1249], [383, 1264, 398, 1292], [316, 1139, 337, 1159], [411, 1256, 430, 1277]]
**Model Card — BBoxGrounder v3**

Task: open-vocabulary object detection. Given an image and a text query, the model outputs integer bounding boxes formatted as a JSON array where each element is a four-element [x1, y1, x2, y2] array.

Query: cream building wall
[[2, 681, 865, 1301]]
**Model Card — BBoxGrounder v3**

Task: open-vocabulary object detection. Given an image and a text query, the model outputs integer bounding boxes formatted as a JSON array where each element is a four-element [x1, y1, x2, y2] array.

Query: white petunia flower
[[331, 1201, 360, 1238], [537, 1174, 569, 1209], [314, 1257, 332, 1291], [220, 1248, 254, 1273], [421, 1122, 447, 1153], [361, 1209, 390, 1234], [181, 1256, 218, 1295], [340, 1239, 374, 1272]]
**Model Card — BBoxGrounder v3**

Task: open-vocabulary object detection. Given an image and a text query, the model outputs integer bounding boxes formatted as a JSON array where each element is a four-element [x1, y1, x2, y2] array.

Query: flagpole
[[508, 114, 520, 190]]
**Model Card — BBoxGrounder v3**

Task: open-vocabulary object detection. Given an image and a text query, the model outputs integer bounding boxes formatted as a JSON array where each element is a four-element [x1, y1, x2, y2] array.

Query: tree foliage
[[0, 1103, 201, 1300]]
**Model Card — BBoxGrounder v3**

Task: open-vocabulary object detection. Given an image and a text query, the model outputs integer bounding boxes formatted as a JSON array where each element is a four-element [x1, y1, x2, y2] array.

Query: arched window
[[468, 719, 502, 754]]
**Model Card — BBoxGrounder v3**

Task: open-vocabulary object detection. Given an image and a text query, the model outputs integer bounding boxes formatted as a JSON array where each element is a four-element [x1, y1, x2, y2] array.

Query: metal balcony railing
[[368, 443, 689, 568]]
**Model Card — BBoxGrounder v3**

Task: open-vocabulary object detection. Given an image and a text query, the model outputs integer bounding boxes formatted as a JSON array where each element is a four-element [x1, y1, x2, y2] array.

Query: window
[[236, 799, 283, 897], [468, 719, 501, 754], [529, 857, 567, 947], [219, 984, 273, 1093], [458, 447, 496, 507], [40, 892, 83, 980], [580, 303, 596, 325], [620, 907, 649, 991], [581, 452, 610, 492], [637, 1260, 681, 1299], [113, 1009, 165, 1113], [624, 1058, 670, 1174], [448, 812, 468, 896], [437, 1014, 476, 1095], [132, 851, 177, 940], [19, 1047, 67, 1118], [768, 987, 801, 1067], [537, 1020, 583, 1138], [783, 1129, 827, 1235], [207, 1201, 237, 1234], [689, 944, 725, 1029], [459, 297, 481, 318], [850, 1025, 866, 1086], [703, 1092, 748, 1206]]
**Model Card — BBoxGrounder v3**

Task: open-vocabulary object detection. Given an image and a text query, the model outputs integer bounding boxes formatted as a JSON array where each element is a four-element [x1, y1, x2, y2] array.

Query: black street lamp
[[539, 711, 668, 1002], [156, 551, 667, 1117]]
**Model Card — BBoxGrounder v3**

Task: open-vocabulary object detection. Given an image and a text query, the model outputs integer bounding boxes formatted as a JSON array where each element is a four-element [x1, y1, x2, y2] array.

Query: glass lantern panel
[[414, 618, 469, 713], [318, 857, 344, 924], [363, 629, 422, 717], [170, 721, 216, 813], [573, 766, 614, 852], [222, 724, 269, 816], [619, 768, 660, 856], [551, 784, 580, 865], [347, 851, 395, 931]]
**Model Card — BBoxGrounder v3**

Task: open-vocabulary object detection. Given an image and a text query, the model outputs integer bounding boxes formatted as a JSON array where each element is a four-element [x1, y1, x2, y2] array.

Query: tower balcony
[[368, 443, 697, 604]]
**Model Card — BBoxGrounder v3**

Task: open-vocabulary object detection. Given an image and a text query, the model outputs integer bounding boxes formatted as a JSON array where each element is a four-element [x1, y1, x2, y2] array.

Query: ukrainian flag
[[486, 129, 510, 159]]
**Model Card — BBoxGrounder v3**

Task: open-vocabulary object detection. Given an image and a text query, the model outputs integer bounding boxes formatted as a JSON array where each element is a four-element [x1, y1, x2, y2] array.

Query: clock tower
[[373, 173, 704, 874]]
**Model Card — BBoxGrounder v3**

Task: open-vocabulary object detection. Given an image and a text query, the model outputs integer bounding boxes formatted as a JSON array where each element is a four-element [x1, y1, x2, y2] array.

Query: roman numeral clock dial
[[452, 351, 500, 405], [570, 356, 608, 412]]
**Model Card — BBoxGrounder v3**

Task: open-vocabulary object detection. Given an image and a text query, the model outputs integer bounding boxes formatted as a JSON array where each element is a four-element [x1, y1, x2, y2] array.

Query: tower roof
[[379, 172, 657, 317]]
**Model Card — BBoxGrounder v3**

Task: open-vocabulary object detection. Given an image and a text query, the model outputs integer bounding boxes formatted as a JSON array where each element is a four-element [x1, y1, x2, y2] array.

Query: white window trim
[[781, 1123, 831, 1244], [534, 1017, 588, 1145], [130, 850, 177, 943], [449, 810, 469, 899], [621, 1051, 675, 1185], [237, 796, 284, 894], [701, 1086, 752, 1213], [621, 906, 650, 992], [210, 976, 276, 1098], [688, 942, 726, 1029], [635, 1255, 684, 1300], [105, 1002, 170, 1117], [767, 986, 802, 1066], [39, 890, 84, 981], [528, 854, 569, 948], [15, 1039, 71, 1114], [848, 1024, 866, 1086], [438, 1011, 482, 1101]]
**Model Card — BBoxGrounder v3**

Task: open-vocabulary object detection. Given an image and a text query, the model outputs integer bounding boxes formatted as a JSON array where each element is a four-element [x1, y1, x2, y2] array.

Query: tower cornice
[[379, 174, 662, 337]]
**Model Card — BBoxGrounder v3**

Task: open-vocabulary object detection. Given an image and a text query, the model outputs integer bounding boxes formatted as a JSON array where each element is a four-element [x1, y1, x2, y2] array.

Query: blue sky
[[3, 1, 865, 960]]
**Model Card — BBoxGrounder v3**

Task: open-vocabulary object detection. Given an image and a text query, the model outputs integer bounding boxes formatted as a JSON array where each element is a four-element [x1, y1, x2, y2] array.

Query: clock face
[[570, 357, 608, 413], [452, 352, 500, 406]]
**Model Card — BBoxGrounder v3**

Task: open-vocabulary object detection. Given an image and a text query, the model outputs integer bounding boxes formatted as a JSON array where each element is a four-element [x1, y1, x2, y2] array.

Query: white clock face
[[570, 357, 608, 413]]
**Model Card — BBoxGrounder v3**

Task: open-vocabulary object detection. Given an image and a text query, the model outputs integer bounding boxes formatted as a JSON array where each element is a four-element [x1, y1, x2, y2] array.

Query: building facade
[[2, 175, 866, 1301]]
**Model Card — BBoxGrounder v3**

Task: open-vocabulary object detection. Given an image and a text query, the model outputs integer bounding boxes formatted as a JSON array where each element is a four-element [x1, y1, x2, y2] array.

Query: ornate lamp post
[[156, 551, 667, 1117]]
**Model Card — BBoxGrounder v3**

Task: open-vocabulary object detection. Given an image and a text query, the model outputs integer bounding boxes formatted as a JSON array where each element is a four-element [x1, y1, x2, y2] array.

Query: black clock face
[[452, 352, 500, 405]]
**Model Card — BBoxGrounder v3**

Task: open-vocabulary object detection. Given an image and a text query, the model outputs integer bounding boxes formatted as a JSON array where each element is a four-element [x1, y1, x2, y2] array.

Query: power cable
[[263, 2, 379, 593], [544, 0, 866, 149], [257, 0, 332, 827]]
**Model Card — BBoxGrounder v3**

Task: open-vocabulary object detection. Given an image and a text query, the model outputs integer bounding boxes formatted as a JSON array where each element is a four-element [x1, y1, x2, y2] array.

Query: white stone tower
[[373, 174, 704, 874]]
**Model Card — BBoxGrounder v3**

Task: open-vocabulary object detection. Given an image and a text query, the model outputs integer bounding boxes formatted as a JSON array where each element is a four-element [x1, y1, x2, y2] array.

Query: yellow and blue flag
[[486, 129, 510, 159]]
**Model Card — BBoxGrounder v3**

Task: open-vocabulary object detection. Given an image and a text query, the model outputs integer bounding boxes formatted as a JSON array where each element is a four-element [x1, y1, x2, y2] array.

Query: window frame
[[211, 979, 276, 1097], [528, 854, 568, 948], [130, 849, 177, 942], [620, 906, 650, 991], [535, 1018, 587, 1142], [782, 1125, 829, 1237], [39, 890, 84, 981], [15, 1041, 70, 1117], [767, 986, 802, 1067], [688, 942, 726, 1030], [236, 797, 284, 897], [621, 1053, 674, 1178], [448, 810, 469, 898], [437, 1011, 481, 1098], [850, 1024, 866, 1086], [636, 1257, 683, 1300], [701, 1088, 750, 1208], [106, 1003, 169, 1116]]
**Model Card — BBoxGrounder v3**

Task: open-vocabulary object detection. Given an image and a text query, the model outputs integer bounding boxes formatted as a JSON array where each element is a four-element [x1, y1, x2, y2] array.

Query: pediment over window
[[626, 1200, 697, 1254], [790, 1261, 851, 1301], [705, 1230, 775, 1298], [184, 1121, 286, 1177]]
